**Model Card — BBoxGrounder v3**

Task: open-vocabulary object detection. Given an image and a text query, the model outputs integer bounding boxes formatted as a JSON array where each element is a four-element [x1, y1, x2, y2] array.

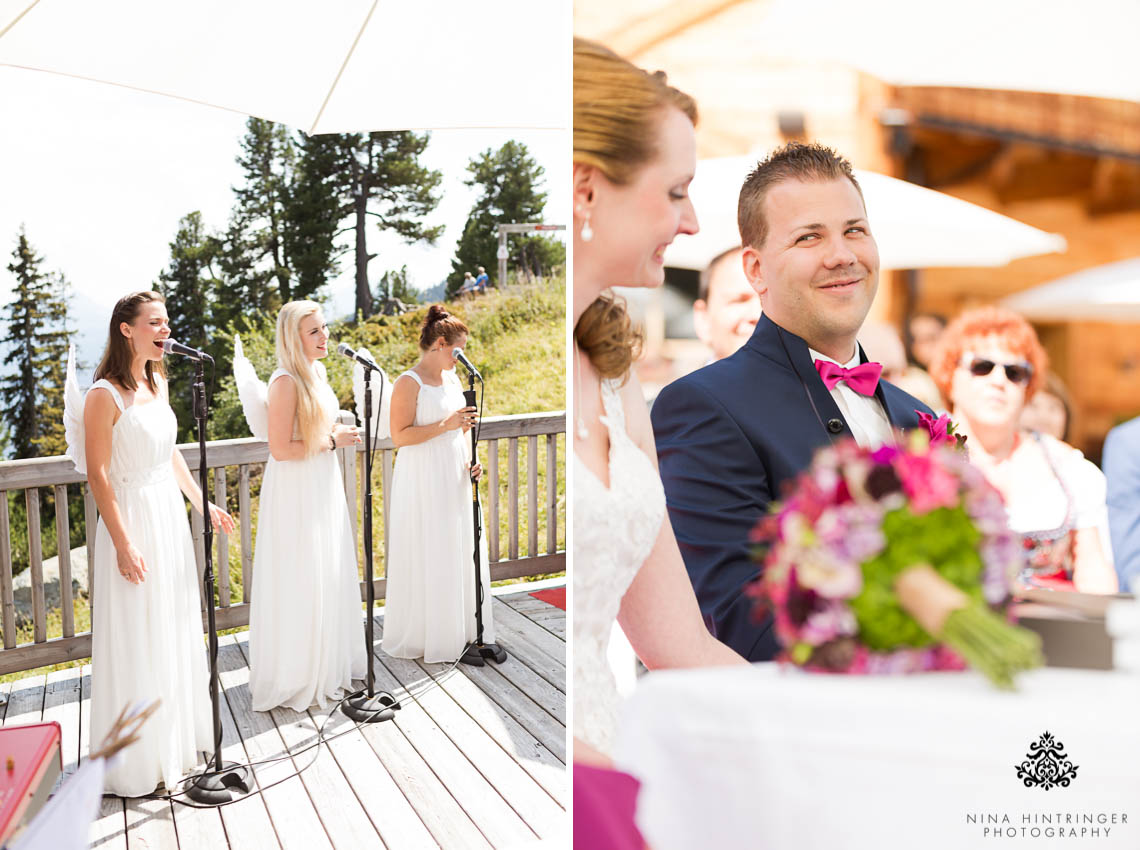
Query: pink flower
[[917, 410, 954, 446], [894, 452, 960, 514]]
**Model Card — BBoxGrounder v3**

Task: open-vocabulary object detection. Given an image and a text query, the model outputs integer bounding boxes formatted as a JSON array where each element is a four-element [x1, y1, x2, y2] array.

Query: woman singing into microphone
[[248, 301, 366, 711], [382, 305, 495, 663], [72, 290, 235, 796]]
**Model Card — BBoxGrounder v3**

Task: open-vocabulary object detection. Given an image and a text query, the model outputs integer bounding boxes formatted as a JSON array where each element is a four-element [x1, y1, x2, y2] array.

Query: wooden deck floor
[[1, 584, 567, 849]]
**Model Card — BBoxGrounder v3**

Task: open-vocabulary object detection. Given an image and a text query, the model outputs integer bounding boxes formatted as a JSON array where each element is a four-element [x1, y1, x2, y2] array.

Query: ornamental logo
[[1015, 732, 1079, 790]]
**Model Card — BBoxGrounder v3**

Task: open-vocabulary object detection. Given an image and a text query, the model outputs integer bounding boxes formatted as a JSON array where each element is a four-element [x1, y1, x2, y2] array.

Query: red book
[[0, 722, 63, 845]]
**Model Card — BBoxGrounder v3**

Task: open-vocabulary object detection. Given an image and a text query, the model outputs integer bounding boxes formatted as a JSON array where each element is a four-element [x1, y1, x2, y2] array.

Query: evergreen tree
[[374, 265, 419, 310], [448, 140, 564, 297], [157, 212, 221, 438], [0, 228, 72, 459], [330, 132, 442, 318], [284, 134, 343, 303], [224, 119, 297, 308]]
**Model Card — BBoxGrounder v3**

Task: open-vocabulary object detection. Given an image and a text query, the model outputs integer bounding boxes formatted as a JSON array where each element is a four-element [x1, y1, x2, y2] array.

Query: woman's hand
[[208, 502, 237, 535], [332, 422, 362, 449], [469, 462, 483, 482], [442, 406, 478, 433], [116, 543, 147, 585]]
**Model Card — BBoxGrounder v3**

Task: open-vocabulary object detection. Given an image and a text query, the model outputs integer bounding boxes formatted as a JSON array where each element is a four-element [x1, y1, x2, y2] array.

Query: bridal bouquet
[[749, 429, 1042, 688]]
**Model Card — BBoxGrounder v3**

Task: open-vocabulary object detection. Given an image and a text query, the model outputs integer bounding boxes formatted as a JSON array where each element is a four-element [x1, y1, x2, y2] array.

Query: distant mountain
[[420, 280, 448, 304]]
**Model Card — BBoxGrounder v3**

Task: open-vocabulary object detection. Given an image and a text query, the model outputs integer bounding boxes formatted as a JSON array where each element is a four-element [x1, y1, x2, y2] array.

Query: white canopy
[[0, 0, 569, 133], [1002, 258, 1140, 322], [757, 0, 1140, 103], [665, 156, 1067, 272]]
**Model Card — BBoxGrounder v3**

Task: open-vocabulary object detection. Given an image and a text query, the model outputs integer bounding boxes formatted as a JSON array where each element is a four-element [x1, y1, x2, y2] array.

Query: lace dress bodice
[[573, 378, 666, 754]]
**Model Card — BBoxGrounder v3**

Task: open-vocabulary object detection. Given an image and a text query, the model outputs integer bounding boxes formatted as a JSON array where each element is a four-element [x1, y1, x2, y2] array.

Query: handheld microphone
[[452, 348, 482, 380], [337, 342, 380, 371], [159, 339, 213, 361]]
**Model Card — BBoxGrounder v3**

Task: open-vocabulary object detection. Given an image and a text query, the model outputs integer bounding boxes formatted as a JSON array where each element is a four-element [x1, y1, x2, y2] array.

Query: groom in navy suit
[[652, 143, 933, 661]]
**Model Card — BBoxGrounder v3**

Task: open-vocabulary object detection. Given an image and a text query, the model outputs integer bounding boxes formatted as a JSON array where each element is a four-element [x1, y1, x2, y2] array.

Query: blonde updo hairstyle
[[573, 37, 697, 380], [276, 300, 332, 457]]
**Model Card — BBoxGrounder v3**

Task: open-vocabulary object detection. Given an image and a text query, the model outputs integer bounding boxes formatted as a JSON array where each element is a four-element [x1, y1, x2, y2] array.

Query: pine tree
[[374, 265, 419, 311], [329, 132, 443, 319], [0, 228, 72, 459], [284, 134, 343, 303], [225, 119, 297, 305], [448, 140, 564, 297], [157, 212, 221, 439]]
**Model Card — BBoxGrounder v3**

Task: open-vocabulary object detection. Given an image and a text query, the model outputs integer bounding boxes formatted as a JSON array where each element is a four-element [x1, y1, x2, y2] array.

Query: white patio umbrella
[[665, 156, 1067, 271], [0, 0, 569, 132], [1002, 258, 1140, 322]]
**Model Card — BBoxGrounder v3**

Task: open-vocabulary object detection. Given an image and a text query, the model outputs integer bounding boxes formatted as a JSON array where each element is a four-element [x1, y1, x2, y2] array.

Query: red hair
[[928, 307, 1048, 405]]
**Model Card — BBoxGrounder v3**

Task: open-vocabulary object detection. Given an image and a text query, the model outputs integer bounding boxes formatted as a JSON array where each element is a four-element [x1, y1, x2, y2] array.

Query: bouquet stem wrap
[[895, 565, 1042, 688]]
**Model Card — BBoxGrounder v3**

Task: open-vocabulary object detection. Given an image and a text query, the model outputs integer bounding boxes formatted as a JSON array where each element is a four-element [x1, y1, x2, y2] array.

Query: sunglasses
[[960, 355, 1034, 386]]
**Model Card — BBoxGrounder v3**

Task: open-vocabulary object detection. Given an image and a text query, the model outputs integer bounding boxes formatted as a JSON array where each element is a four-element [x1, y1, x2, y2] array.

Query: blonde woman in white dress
[[382, 305, 494, 663], [248, 301, 367, 711], [70, 290, 235, 797]]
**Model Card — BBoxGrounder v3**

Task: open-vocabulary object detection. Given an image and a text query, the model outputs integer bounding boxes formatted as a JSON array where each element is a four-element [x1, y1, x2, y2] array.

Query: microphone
[[452, 348, 482, 380], [337, 342, 380, 371], [159, 339, 213, 361]]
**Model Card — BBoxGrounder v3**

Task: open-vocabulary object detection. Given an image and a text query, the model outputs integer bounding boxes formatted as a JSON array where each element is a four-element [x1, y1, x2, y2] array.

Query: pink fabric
[[814, 359, 883, 395], [574, 763, 645, 850]]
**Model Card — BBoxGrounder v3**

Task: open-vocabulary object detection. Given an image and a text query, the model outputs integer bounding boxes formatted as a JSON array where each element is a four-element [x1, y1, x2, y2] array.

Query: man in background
[[692, 247, 762, 362]]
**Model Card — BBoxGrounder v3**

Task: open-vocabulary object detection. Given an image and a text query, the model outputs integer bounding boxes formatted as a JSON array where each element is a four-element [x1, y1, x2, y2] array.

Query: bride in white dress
[[381, 305, 494, 663], [248, 301, 367, 711], [572, 40, 745, 763], [66, 290, 235, 797]]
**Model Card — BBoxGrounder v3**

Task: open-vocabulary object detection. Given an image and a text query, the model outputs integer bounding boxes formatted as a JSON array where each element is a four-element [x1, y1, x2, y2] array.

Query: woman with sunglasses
[[929, 307, 1116, 593]]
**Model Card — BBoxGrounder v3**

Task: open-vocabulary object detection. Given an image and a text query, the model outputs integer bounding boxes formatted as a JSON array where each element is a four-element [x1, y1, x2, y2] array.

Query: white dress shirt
[[809, 347, 894, 449]]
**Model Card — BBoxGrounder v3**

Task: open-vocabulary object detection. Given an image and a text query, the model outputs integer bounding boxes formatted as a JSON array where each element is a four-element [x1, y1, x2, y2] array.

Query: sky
[[0, 66, 568, 363]]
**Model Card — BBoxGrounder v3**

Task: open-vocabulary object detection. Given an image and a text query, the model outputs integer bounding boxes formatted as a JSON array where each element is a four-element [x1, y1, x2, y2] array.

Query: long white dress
[[381, 369, 494, 663], [573, 378, 666, 754], [87, 380, 212, 797], [248, 368, 366, 712]]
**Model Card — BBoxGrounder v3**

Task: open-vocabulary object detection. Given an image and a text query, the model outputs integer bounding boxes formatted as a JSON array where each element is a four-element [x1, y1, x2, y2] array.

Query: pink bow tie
[[814, 359, 883, 396]]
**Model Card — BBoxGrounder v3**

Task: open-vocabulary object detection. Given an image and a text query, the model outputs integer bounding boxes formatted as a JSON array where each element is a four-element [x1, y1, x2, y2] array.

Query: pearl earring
[[577, 205, 594, 243]]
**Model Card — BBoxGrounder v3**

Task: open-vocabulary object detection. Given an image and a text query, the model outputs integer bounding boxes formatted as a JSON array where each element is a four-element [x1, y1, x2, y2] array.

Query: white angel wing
[[233, 335, 269, 440], [352, 349, 392, 441], [63, 343, 87, 474]]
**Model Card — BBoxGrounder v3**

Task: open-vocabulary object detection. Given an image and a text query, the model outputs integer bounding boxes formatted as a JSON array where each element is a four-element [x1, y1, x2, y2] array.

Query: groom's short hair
[[737, 142, 863, 250]]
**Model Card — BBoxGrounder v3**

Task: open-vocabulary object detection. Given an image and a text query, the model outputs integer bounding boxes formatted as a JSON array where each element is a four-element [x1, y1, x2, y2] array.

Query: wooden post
[[488, 439, 500, 562], [83, 484, 97, 620], [54, 485, 74, 638], [214, 467, 229, 607], [508, 438, 519, 561], [26, 488, 45, 643], [0, 496, 15, 649], [239, 464, 252, 604], [527, 435, 538, 557], [546, 433, 557, 555]]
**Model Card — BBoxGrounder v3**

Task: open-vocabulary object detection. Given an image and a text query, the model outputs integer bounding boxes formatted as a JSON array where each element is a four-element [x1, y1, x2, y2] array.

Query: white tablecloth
[[614, 664, 1140, 849]]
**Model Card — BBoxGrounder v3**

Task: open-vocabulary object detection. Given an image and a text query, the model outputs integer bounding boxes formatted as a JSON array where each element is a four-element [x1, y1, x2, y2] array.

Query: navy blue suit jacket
[[651, 315, 934, 661], [1104, 416, 1140, 593]]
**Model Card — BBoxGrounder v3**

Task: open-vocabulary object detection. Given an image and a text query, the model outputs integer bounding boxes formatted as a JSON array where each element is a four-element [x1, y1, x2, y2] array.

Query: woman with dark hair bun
[[64, 290, 234, 796], [381, 305, 494, 662]]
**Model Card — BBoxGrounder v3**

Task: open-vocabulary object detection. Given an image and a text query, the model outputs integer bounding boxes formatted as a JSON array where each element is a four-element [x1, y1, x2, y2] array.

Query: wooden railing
[[0, 411, 565, 675]]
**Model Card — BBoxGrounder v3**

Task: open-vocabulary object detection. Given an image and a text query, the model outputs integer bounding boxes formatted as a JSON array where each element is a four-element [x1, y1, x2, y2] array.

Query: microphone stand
[[341, 363, 399, 723], [460, 368, 507, 666], [184, 357, 252, 804]]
